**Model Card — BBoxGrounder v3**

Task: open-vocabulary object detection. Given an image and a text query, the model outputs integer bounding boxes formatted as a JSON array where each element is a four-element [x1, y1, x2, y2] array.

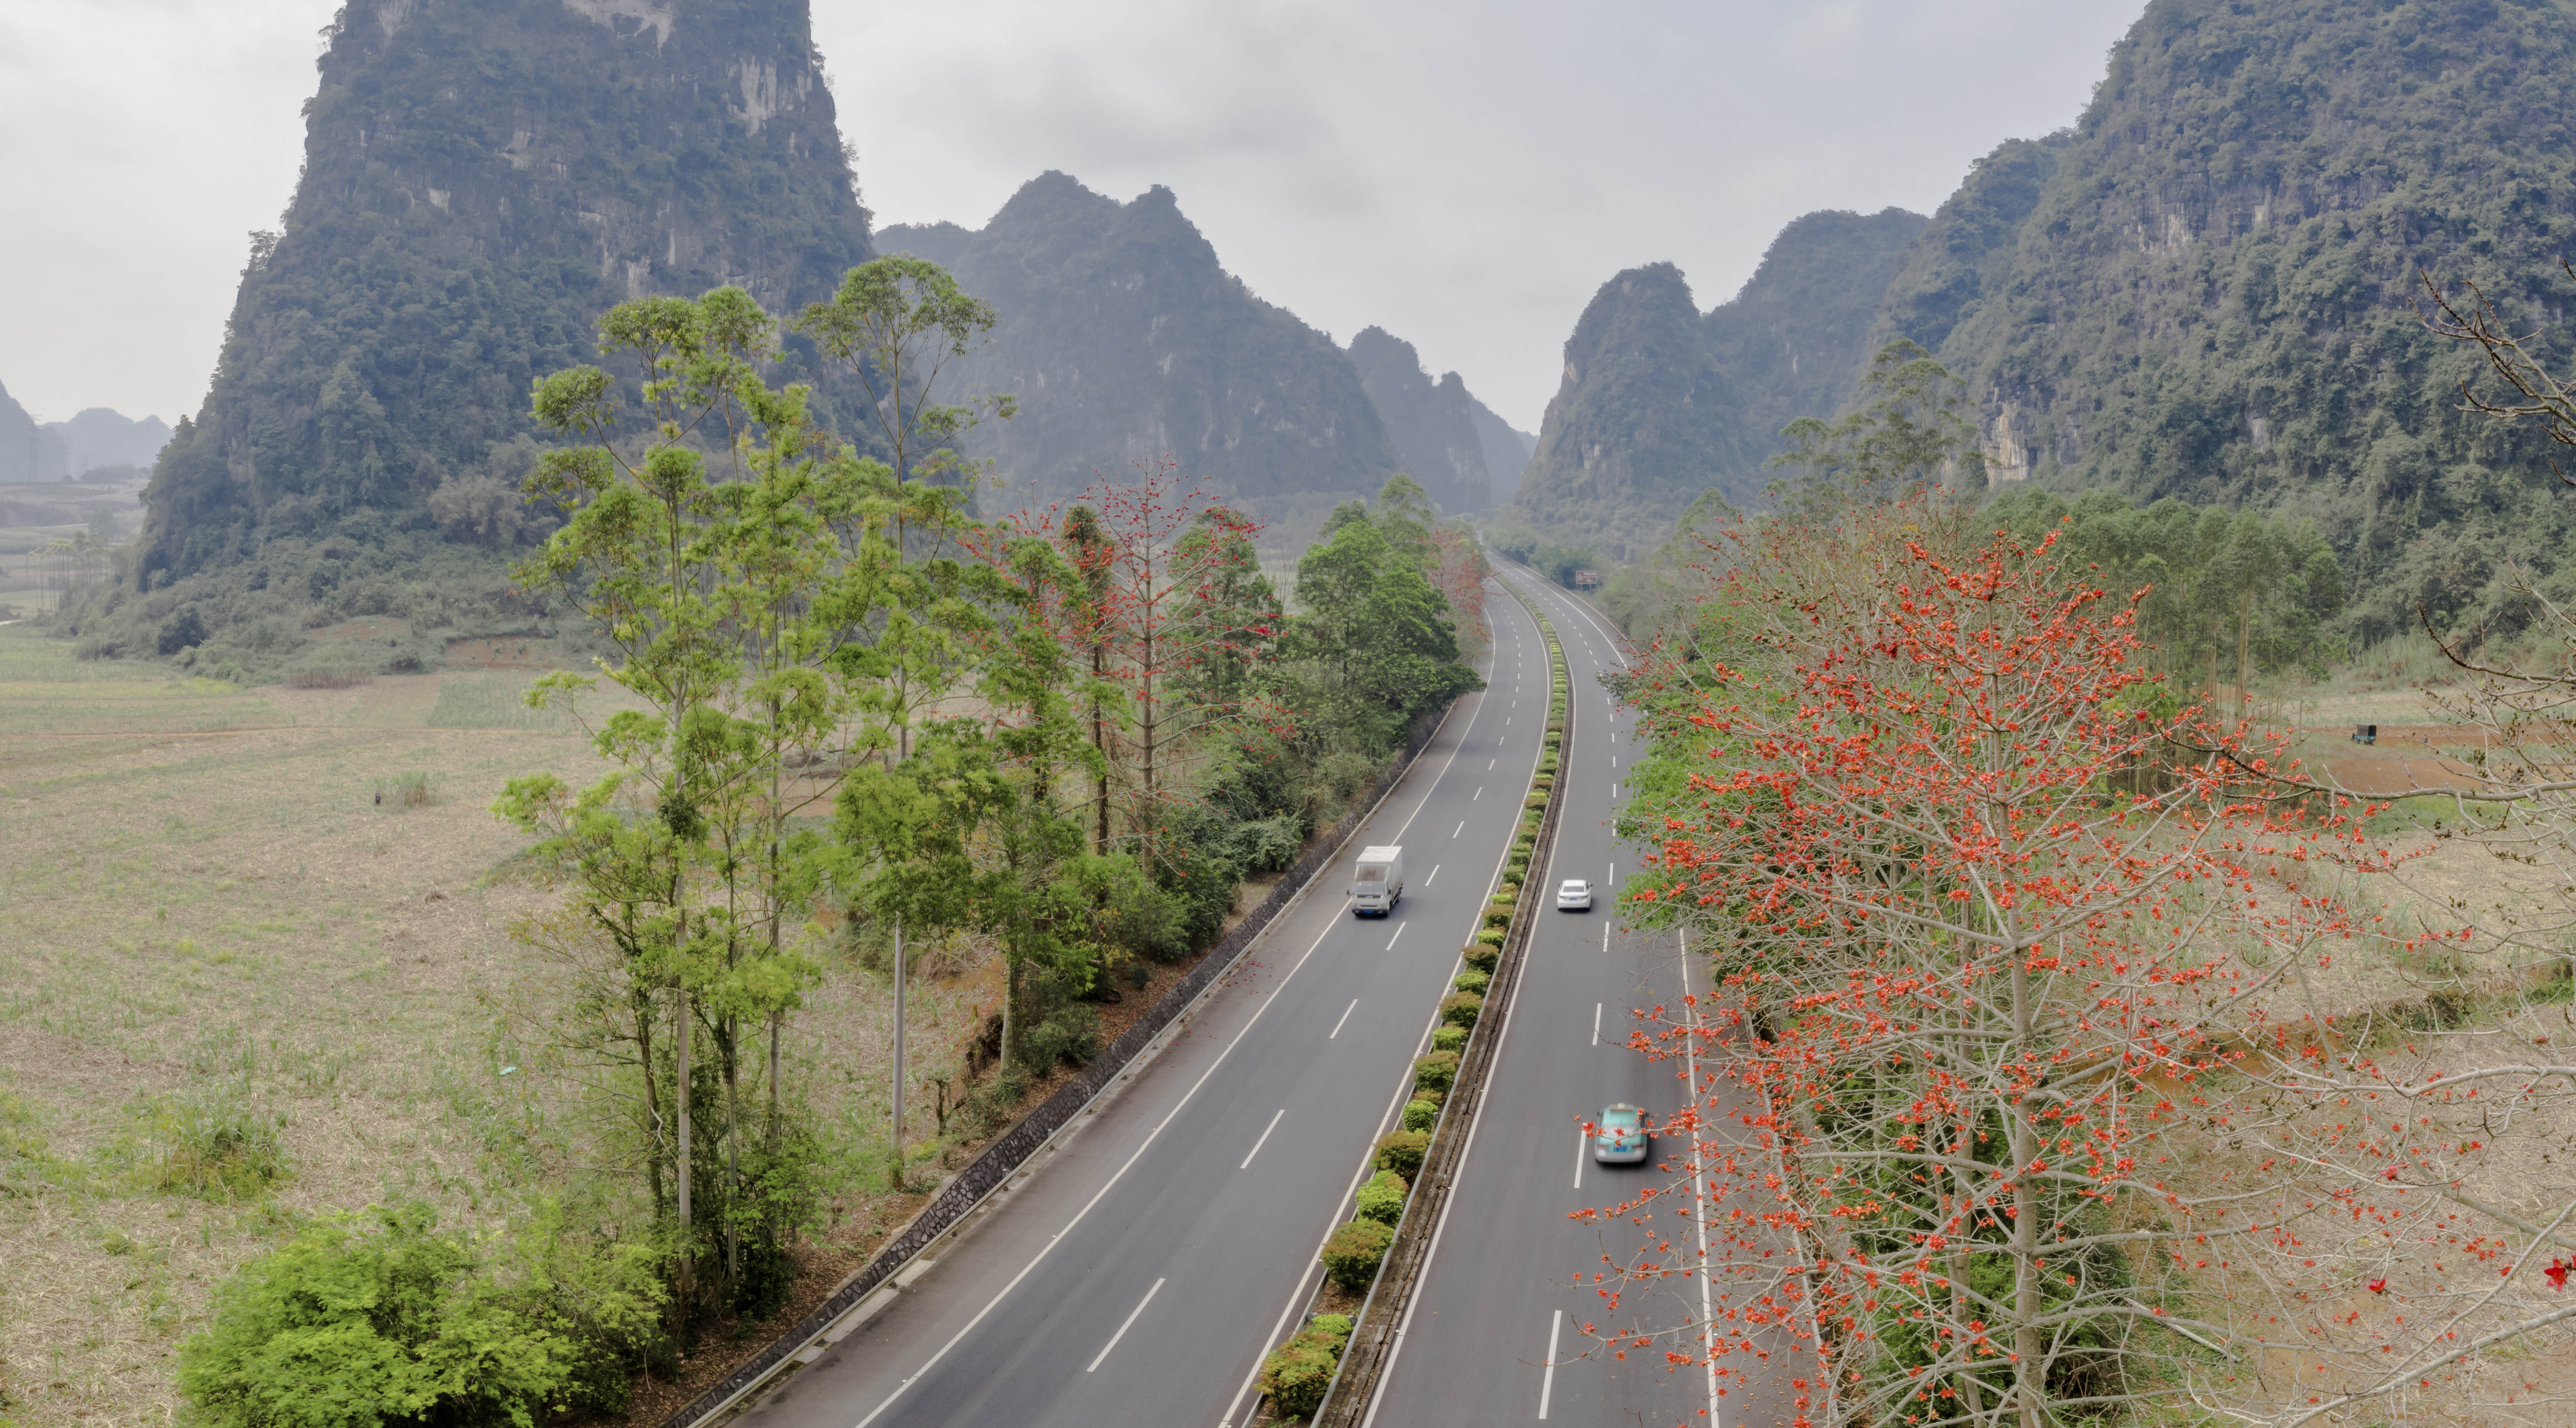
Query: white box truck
[[1351, 845, 1404, 917]]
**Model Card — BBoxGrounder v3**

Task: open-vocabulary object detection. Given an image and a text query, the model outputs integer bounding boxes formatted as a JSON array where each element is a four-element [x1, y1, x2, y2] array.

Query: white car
[[1556, 878, 1593, 912]]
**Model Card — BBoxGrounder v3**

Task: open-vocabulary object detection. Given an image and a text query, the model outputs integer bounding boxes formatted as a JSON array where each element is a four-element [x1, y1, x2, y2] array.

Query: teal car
[[1592, 1103, 1649, 1164]]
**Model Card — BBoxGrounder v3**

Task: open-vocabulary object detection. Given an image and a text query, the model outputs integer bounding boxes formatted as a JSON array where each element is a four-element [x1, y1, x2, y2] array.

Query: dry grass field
[[0, 628, 1000, 1426]]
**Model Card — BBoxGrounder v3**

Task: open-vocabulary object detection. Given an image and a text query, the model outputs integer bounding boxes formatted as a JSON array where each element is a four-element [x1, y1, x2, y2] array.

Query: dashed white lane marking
[[1238, 1111, 1286, 1171], [1329, 999, 1358, 1039], [1539, 1309, 1564, 1418], [1085, 1277, 1166, 1372]]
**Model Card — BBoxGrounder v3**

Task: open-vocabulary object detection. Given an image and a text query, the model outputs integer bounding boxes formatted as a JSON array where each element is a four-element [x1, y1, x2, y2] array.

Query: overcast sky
[[0, 0, 2142, 433]]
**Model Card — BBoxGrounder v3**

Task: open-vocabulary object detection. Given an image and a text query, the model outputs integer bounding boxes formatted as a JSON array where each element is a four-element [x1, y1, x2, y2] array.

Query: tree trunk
[[2237, 589, 2254, 725], [2009, 952, 2043, 1428], [725, 1015, 740, 1289], [1948, 1111, 1983, 1422], [1092, 645, 1110, 856], [638, 983, 664, 1218], [676, 983, 692, 1292], [1002, 959, 1019, 1071], [892, 916, 906, 1185]]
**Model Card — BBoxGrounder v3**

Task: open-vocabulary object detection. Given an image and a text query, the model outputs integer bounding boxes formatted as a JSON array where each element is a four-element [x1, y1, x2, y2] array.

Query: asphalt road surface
[[736, 581, 1554, 1428], [1359, 569, 1789, 1428]]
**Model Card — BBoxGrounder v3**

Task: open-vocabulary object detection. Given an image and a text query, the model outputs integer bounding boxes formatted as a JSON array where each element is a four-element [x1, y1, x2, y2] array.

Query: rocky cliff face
[[1346, 326, 1490, 513], [878, 173, 1398, 510], [1512, 263, 1745, 559], [136, 0, 873, 584], [1875, 0, 2576, 639], [47, 410, 171, 477], [1506, 209, 1927, 554]]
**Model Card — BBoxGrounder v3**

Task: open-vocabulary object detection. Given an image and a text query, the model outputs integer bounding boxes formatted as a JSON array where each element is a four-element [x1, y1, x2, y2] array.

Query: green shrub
[[1438, 991, 1483, 1028], [1374, 1128, 1431, 1178], [1231, 813, 1306, 875], [1412, 1049, 1459, 1094], [178, 1202, 660, 1428], [1258, 1314, 1354, 1419], [157, 605, 208, 655], [1108, 878, 1193, 964], [1431, 1024, 1467, 1053], [1463, 941, 1500, 973], [1453, 968, 1490, 995], [1402, 1098, 1439, 1132], [1355, 1168, 1409, 1225], [1473, 927, 1505, 949], [1021, 1005, 1101, 1071], [130, 1093, 291, 1201], [1482, 905, 1514, 928], [1320, 1217, 1394, 1290]]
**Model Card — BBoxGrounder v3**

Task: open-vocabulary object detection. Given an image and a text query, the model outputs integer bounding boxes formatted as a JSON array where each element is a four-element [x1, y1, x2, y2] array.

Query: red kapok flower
[[2546, 1260, 2570, 1290], [2367, 1276, 2388, 1295]]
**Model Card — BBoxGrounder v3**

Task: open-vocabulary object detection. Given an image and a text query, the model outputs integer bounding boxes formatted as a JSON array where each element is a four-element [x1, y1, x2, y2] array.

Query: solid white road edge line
[[1351, 566, 1571, 1428], [1681, 929, 1721, 1428], [1216, 578, 1545, 1428], [1328, 999, 1358, 1040], [1240, 1109, 1287, 1171], [848, 903, 1342, 1428], [1085, 1278, 1165, 1373], [848, 598, 1513, 1428]]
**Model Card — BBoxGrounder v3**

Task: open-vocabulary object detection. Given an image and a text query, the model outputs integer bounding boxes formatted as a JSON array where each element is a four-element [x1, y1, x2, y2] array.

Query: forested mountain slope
[[136, 0, 873, 586], [1467, 397, 1535, 507], [1346, 326, 1490, 514], [878, 174, 1400, 510], [1506, 208, 1926, 556], [1886, 0, 2576, 642]]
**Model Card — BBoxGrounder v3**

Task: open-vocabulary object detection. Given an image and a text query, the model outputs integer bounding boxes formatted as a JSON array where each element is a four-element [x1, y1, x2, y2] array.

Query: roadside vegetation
[[0, 258, 1489, 1425], [1577, 342, 2576, 1425]]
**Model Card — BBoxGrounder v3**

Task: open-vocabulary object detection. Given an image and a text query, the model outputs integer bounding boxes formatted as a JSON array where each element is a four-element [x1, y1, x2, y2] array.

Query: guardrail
[[661, 703, 1453, 1428], [1301, 575, 1569, 1425]]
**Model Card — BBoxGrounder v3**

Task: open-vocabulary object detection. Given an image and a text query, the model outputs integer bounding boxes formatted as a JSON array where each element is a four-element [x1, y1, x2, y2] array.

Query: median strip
[[1250, 573, 1571, 1425]]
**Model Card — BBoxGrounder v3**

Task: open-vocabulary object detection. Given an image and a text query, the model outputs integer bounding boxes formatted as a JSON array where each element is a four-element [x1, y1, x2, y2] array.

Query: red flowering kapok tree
[[1590, 497, 2576, 1428], [1427, 520, 1491, 651], [998, 459, 1287, 848]]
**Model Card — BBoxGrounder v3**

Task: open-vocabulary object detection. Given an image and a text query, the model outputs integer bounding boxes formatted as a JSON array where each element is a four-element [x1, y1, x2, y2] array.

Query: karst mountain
[[1511, 0, 2576, 636]]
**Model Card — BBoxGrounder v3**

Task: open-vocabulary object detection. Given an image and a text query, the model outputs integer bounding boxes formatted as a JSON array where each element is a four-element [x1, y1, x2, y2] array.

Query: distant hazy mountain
[[1346, 326, 1489, 514], [878, 173, 1401, 510], [137, 0, 872, 584], [45, 409, 170, 477], [1507, 208, 1926, 556], [1467, 397, 1534, 508]]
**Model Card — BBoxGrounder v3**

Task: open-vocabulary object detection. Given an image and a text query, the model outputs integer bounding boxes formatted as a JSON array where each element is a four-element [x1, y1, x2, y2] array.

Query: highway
[[735, 580, 1555, 1428], [1359, 568, 1785, 1428]]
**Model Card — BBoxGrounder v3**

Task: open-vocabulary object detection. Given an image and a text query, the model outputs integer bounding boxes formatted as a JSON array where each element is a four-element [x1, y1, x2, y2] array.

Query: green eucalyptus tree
[[495, 281, 995, 1315], [794, 256, 1019, 1154]]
